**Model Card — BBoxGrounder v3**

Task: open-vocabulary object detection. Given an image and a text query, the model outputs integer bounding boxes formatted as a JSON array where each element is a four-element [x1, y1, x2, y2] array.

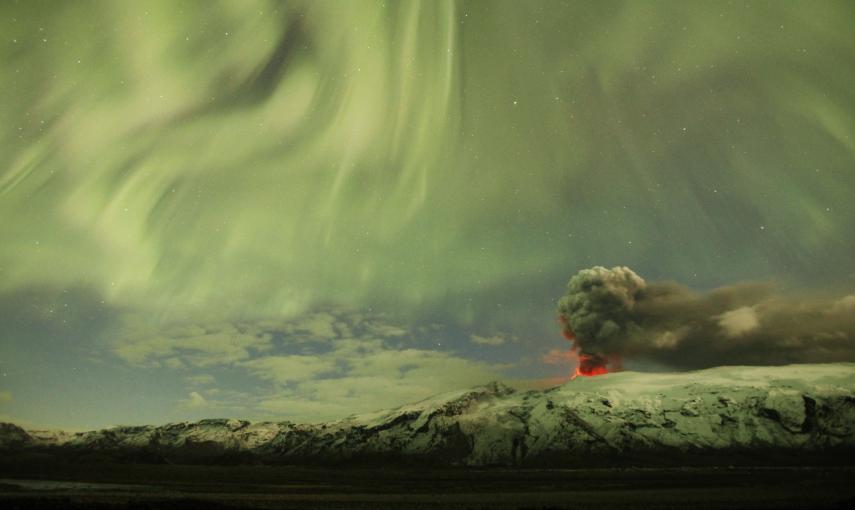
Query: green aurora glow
[[1, 0, 854, 428]]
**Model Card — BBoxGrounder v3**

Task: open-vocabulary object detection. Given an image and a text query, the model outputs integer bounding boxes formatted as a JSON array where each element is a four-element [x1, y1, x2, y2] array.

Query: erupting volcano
[[558, 316, 615, 380], [556, 267, 647, 380], [571, 353, 610, 380]]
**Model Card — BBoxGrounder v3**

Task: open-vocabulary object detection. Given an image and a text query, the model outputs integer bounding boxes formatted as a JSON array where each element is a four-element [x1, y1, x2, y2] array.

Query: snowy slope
[[3, 364, 854, 466]]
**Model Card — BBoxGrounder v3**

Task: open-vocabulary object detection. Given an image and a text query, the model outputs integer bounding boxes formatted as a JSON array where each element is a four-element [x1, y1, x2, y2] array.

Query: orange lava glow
[[557, 315, 619, 381], [569, 353, 621, 381], [570, 360, 609, 380]]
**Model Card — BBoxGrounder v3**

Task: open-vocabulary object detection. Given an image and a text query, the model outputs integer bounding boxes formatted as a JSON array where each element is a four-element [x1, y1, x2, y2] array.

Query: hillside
[[3, 363, 854, 466]]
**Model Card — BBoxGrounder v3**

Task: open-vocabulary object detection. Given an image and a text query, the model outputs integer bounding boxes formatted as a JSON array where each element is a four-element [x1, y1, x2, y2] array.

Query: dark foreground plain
[[1, 459, 854, 510]]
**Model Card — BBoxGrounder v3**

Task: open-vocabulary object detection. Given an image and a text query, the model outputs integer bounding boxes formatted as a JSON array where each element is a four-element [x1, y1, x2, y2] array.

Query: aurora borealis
[[1, 0, 855, 429]]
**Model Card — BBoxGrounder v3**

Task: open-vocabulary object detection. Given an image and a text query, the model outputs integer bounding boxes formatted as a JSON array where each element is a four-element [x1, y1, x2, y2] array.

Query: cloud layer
[[113, 309, 501, 422]]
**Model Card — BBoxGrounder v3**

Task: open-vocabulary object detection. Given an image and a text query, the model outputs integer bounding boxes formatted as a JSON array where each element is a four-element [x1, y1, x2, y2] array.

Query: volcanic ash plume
[[557, 266, 855, 375], [557, 266, 643, 377]]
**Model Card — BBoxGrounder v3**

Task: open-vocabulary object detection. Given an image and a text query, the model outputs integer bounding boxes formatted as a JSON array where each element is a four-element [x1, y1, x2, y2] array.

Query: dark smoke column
[[557, 266, 646, 377]]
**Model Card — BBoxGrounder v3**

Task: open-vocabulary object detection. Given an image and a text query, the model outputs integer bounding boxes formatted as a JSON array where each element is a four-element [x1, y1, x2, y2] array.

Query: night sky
[[2, 1, 855, 430]]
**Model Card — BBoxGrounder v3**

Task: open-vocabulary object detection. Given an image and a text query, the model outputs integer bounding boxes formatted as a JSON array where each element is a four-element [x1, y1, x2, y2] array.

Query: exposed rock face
[[0, 423, 32, 449], [2, 364, 854, 466]]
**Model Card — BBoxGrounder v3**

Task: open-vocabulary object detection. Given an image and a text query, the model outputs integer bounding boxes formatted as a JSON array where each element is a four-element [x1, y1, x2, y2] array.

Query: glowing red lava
[[570, 355, 610, 380], [569, 353, 609, 380], [557, 316, 618, 380]]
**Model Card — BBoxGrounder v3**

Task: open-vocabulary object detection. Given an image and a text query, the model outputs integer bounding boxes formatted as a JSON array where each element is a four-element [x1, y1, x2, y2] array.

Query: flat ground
[[0, 461, 853, 509]]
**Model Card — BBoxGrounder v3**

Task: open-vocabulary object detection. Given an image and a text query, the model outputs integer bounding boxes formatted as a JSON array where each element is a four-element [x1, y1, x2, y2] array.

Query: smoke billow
[[557, 266, 855, 372]]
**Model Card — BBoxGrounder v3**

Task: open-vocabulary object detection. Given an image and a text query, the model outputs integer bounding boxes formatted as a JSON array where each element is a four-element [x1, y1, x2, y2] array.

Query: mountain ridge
[[3, 363, 854, 466]]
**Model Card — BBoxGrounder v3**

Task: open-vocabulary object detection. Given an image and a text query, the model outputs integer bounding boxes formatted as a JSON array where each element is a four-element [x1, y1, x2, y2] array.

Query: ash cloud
[[557, 266, 855, 369]]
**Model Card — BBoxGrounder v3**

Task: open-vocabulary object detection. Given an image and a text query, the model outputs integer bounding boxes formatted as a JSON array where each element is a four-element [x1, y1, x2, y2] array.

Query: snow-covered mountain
[[4, 364, 855, 466]]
